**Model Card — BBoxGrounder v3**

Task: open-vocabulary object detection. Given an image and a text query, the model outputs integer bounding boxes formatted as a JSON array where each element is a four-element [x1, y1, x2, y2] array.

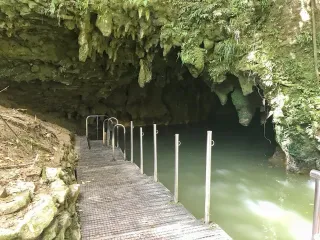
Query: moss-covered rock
[[0, 191, 31, 216], [231, 88, 259, 126], [0, 228, 19, 240], [180, 46, 206, 78], [50, 180, 70, 205], [42, 218, 59, 240], [19, 195, 57, 239], [0, 0, 319, 173]]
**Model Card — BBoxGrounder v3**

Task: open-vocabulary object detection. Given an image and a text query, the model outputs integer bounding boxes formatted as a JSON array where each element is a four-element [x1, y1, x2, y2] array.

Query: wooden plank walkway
[[76, 136, 231, 239]]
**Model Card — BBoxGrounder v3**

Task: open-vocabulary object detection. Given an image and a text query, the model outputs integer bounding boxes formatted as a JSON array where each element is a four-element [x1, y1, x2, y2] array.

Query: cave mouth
[[0, 45, 276, 152], [83, 68, 277, 160], [162, 72, 277, 159]]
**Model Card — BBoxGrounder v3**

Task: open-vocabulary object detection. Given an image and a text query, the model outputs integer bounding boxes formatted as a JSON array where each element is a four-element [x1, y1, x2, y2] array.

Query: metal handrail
[[204, 131, 214, 224], [130, 121, 134, 163], [86, 115, 108, 149], [153, 124, 159, 182], [102, 117, 118, 146], [311, 170, 320, 239], [140, 127, 144, 174], [112, 124, 126, 161], [174, 134, 181, 203], [114, 121, 216, 227]]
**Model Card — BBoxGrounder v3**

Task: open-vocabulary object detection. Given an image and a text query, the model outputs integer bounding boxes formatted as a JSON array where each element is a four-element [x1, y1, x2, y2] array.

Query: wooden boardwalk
[[76, 137, 231, 239]]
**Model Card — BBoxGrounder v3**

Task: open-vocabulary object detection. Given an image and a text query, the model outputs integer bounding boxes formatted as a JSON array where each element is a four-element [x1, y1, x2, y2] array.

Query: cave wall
[[0, 65, 217, 126], [0, 0, 319, 173]]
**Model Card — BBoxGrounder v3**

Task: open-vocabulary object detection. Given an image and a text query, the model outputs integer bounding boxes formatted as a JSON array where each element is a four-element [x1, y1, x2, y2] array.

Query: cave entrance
[[124, 65, 278, 163], [126, 70, 286, 240], [149, 66, 278, 161], [204, 74, 277, 155], [206, 92, 277, 160]]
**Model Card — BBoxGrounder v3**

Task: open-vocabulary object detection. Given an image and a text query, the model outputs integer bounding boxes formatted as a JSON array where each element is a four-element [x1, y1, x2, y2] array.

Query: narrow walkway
[[76, 137, 231, 239]]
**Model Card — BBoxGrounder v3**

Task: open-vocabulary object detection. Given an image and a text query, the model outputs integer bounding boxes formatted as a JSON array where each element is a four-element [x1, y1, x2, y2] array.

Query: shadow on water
[[122, 114, 314, 240]]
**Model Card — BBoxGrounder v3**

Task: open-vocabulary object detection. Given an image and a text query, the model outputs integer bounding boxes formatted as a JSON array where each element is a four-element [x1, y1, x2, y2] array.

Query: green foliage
[[0, 0, 319, 171], [296, 31, 313, 46], [230, 0, 253, 12], [138, 59, 152, 87], [180, 46, 206, 78], [184, 2, 227, 24], [259, 0, 271, 10], [215, 39, 239, 64], [230, 0, 272, 15]]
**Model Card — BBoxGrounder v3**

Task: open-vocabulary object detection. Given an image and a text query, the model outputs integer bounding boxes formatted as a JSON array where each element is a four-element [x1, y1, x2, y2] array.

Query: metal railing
[[112, 124, 126, 161], [86, 115, 108, 149], [86, 116, 320, 233], [140, 127, 144, 174], [130, 121, 134, 163], [134, 124, 215, 224], [153, 124, 159, 182], [89, 117, 216, 224], [174, 134, 181, 203], [103, 117, 118, 146], [311, 170, 320, 240], [205, 131, 214, 224]]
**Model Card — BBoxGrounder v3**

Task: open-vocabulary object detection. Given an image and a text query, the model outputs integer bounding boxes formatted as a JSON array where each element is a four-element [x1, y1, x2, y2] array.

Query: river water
[[124, 117, 314, 240]]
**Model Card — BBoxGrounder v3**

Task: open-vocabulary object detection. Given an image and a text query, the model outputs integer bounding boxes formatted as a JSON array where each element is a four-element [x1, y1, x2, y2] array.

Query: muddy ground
[[0, 105, 73, 186]]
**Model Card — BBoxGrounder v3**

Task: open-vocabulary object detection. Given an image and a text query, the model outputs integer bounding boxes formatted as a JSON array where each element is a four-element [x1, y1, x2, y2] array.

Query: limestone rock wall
[[0, 149, 80, 240], [0, 0, 319, 173], [0, 106, 80, 240]]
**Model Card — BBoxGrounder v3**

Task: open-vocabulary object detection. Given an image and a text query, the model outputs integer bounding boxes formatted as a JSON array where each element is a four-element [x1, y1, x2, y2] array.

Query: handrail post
[[103, 120, 106, 145], [311, 170, 320, 239], [140, 127, 144, 174], [174, 134, 180, 203], [154, 124, 158, 182], [131, 121, 134, 163], [104, 117, 118, 146], [205, 131, 214, 224], [117, 125, 119, 148], [112, 124, 126, 161], [85, 115, 108, 149], [112, 126, 115, 160], [86, 116, 89, 139], [123, 128, 126, 160], [96, 116, 99, 140], [86, 116, 90, 149], [107, 120, 111, 146]]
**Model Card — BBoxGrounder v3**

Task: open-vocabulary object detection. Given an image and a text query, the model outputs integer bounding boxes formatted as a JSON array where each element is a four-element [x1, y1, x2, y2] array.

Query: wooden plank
[[76, 137, 232, 240]]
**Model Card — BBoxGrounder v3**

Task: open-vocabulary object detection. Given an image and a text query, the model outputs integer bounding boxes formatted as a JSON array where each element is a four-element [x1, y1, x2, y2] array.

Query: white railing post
[[105, 117, 118, 146], [205, 131, 214, 224], [311, 170, 320, 239], [174, 134, 180, 203], [85, 116, 91, 149], [86, 115, 108, 148], [86, 116, 90, 139], [123, 127, 126, 161], [107, 120, 111, 146], [117, 125, 119, 148], [103, 121, 107, 145], [154, 124, 158, 182], [112, 127, 115, 160], [131, 121, 134, 163], [96, 116, 99, 140], [140, 127, 144, 174], [112, 124, 126, 161]]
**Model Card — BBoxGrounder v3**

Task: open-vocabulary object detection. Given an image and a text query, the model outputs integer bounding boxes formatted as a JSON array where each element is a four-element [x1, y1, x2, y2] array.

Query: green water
[[125, 118, 314, 240]]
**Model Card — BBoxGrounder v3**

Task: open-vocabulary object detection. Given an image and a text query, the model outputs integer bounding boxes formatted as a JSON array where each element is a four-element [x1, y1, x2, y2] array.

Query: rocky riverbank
[[0, 106, 80, 240]]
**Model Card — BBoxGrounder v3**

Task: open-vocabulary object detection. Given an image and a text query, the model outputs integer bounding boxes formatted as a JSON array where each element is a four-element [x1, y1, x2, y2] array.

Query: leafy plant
[[215, 39, 246, 65]]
